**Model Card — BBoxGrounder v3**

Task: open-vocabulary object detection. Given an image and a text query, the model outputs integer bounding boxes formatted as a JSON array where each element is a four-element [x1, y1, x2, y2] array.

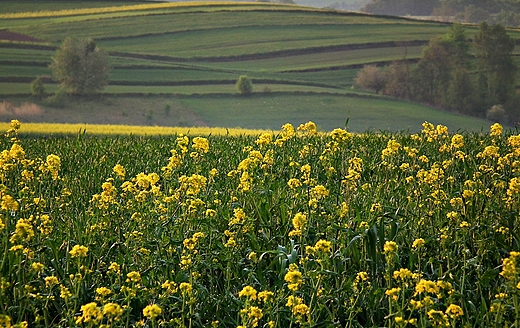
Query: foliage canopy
[[236, 75, 253, 95], [49, 37, 111, 96]]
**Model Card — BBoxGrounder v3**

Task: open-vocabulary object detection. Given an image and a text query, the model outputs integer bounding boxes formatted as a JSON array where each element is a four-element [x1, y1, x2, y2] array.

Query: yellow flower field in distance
[[0, 1, 301, 19], [0, 122, 271, 136]]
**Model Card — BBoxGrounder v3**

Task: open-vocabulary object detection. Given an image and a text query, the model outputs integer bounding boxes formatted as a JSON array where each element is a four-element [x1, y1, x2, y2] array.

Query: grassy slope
[[0, 1, 511, 132]]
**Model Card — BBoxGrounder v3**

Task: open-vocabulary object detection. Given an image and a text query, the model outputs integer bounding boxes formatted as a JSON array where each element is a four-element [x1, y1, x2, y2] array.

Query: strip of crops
[[0, 82, 58, 95], [97, 24, 449, 58], [0, 66, 50, 78], [0, 1, 142, 14], [103, 84, 348, 95], [0, 2, 277, 19], [110, 68, 241, 83], [1, 6, 339, 33], [12, 11, 423, 43], [195, 46, 424, 72], [280, 69, 360, 87], [1, 120, 519, 327], [0, 48, 55, 62]]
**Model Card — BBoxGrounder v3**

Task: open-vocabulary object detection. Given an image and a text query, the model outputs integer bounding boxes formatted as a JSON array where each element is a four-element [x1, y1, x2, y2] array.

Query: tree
[[30, 76, 46, 99], [354, 65, 387, 94], [236, 75, 253, 95], [383, 61, 411, 99], [412, 24, 475, 110], [445, 67, 474, 113], [50, 37, 110, 96], [412, 36, 455, 105], [439, 24, 474, 111], [474, 22, 517, 108]]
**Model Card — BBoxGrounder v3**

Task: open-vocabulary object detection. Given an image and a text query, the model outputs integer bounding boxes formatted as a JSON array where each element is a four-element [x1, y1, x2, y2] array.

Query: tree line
[[363, 0, 520, 27], [354, 23, 518, 124]]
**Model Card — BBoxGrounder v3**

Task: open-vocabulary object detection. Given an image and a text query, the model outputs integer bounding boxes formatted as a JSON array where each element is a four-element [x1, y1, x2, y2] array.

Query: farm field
[[1, 119, 520, 327], [0, 1, 515, 131]]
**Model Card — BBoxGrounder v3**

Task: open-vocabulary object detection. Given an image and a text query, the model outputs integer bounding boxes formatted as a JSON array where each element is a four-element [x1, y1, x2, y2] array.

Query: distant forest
[[363, 0, 520, 26]]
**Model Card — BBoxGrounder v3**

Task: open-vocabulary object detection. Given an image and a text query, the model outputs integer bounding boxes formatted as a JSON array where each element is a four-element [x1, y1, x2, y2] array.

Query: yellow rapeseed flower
[[356, 271, 369, 282], [290, 212, 307, 235], [179, 282, 193, 294], [383, 241, 398, 254], [255, 133, 272, 146], [10, 119, 21, 130], [500, 251, 520, 281], [445, 304, 464, 318], [427, 309, 449, 327], [284, 264, 303, 291], [96, 287, 112, 297], [143, 304, 162, 319], [238, 285, 257, 301], [69, 245, 88, 258], [0, 314, 12, 327], [103, 303, 123, 320], [393, 268, 413, 281], [490, 123, 503, 136], [126, 271, 141, 283], [292, 303, 310, 316], [44, 276, 59, 288], [258, 290, 274, 302], [192, 137, 209, 153], [112, 164, 126, 178], [385, 287, 401, 301], [412, 238, 425, 249], [1, 195, 19, 212], [248, 306, 263, 323], [60, 285, 72, 300], [414, 279, 439, 296], [30, 262, 45, 274], [108, 262, 121, 275], [451, 134, 464, 149], [76, 302, 103, 325], [287, 178, 302, 188], [9, 144, 25, 161], [330, 128, 352, 141], [297, 121, 317, 135], [314, 239, 332, 253], [507, 178, 520, 197], [10, 219, 34, 243]]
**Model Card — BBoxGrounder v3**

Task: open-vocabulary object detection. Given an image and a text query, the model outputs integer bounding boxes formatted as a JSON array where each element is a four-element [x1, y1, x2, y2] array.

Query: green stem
[[514, 292, 519, 328]]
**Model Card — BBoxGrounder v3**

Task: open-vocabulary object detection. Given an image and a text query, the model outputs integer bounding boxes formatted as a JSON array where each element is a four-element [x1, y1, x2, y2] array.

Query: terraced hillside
[[0, 1, 516, 131]]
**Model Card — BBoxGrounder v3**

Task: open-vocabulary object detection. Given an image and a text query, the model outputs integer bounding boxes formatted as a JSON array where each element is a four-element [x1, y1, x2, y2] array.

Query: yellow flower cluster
[[297, 121, 317, 135], [288, 212, 307, 237], [284, 264, 303, 292], [183, 231, 205, 251], [143, 304, 162, 319], [69, 245, 88, 258]]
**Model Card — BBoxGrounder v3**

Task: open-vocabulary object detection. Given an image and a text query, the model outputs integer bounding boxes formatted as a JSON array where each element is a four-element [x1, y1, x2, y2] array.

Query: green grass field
[[0, 1, 515, 131]]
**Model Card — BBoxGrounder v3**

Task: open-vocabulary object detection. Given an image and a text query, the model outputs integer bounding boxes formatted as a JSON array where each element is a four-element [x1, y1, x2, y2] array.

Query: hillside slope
[[0, 1, 513, 131]]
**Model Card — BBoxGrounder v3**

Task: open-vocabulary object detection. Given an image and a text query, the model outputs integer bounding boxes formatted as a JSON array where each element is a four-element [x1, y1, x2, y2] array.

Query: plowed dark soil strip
[[0, 30, 43, 43]]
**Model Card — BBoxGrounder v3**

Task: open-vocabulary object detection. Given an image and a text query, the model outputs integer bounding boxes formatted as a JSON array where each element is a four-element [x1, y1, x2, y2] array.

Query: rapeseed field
[[1, 120, 519, 327]]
